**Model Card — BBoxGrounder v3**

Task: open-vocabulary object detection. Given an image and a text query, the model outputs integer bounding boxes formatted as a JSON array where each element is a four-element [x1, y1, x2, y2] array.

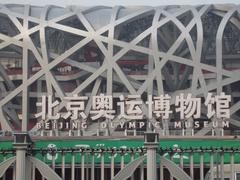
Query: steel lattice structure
[[0, 4, 240, 136]]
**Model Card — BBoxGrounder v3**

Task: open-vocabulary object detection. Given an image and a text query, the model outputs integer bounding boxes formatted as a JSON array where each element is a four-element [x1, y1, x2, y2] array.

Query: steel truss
[[0, 4, 240, 136]]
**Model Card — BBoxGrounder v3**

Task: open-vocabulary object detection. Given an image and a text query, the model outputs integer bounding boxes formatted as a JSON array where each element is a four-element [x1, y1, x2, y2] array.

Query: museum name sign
[[35, 92, 231, 131]]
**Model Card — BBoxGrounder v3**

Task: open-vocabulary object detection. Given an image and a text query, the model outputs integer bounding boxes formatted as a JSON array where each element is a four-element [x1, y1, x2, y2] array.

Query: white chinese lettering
[[47, 95, 60, 119], [152, 94, 172, 119], [90, 94, 115, 120], [175, 93, 201, 119], [204, 92, 231, 119], [204, 93, 215, 119], [35, 95, 60, 120], [117, 95, 143, 120], [63, 94, 88, 120], [35, 95, 47, 119]]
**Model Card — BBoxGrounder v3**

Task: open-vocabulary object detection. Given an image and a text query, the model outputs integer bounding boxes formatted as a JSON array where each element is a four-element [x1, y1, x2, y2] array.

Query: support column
[[147, 148, 157, 180], [144, 132, 159, 180], [13, 133, 33, 180]]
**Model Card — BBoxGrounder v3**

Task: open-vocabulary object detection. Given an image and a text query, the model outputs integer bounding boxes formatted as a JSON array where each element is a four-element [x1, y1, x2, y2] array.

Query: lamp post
[[13, 132, 33, 180], [144, 132, 159, 180]]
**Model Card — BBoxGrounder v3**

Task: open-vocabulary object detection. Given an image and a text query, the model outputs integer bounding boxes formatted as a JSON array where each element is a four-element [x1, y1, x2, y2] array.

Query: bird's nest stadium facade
[[0, 4, 240, 137], [1, 4, 240, 180]]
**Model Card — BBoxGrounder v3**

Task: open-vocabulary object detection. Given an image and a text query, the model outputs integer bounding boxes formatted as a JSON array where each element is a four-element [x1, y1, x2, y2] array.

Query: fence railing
[[1, 129, 239, 137], [0, 146, 240, 180]]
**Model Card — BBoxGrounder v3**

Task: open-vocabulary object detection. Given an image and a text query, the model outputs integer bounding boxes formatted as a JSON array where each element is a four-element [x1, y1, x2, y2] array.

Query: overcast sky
[[0, 0, 240, 7]]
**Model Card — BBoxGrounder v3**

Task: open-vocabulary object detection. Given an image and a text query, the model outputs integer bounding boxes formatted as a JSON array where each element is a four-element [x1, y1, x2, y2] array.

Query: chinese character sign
[[90, 94, 115, 120], [175, 93, 201, 119], [35, 93, 231, 121], [204, 92, 231, 119]]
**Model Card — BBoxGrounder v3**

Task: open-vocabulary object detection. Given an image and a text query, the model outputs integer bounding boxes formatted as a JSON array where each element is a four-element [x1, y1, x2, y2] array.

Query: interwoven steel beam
[[0, 4, 239, 136]]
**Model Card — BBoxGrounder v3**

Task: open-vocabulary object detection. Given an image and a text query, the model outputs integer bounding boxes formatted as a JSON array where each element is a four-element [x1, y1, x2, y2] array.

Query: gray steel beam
[[0, 4, 239, 135]]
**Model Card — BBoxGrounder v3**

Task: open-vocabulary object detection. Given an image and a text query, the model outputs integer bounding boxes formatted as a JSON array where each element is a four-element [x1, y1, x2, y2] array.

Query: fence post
[[13, 132, 33, 180], [144, 132, 159, 180]]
